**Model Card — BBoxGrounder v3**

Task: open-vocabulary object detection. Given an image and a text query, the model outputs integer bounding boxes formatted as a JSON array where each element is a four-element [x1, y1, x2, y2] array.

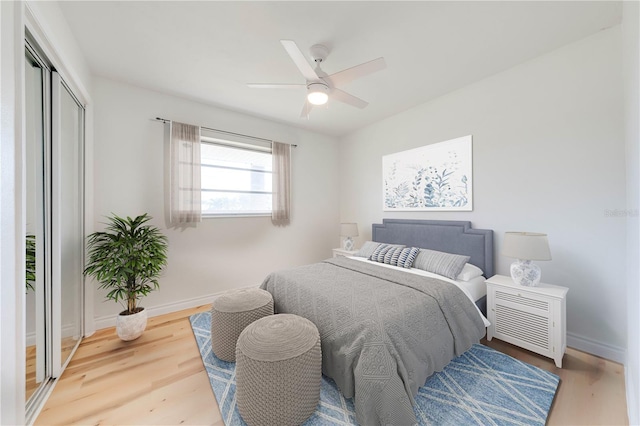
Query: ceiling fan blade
[[327, 57, 386, 87], [247, 83, 305, 89], [281, 40, 319, 82], [300, 100, 314, 118], [331, 89, 368, 109]]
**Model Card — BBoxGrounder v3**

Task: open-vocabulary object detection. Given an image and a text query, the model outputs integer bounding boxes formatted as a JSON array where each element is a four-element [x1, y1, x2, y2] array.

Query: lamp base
[[510, 259, 542, 286], [343, 237, 354, 251]]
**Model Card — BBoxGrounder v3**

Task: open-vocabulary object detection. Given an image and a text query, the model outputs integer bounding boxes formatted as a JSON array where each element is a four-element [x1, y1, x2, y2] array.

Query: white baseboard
[[92, 286, 256, 331], [567, 332, 626, 364]]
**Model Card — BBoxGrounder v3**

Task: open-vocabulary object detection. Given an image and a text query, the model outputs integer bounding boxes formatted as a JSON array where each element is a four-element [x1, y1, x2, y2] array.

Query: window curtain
[[170, 121, 201, 224], [271, 141, 291, 226]]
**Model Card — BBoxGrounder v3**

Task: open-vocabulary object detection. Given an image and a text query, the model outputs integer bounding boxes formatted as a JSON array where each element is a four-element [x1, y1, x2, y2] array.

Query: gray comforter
[[260, 257, 486, 426]]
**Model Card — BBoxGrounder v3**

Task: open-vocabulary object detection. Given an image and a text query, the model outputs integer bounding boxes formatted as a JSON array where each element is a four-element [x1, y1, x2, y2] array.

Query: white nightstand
[[486, 274, 568, 368], [332, 248, 358, 258]]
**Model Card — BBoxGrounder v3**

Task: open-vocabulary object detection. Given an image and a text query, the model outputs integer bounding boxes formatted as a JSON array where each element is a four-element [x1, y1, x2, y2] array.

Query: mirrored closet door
[[25, 37, 85, 420], [24, 47, 49, 405], [52, 71, 85, 376]]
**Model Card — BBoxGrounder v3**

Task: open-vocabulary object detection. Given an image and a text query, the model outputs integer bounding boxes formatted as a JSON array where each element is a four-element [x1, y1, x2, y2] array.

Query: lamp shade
[[340, 223, 359, 238], [501, 232, 551, 261], [307, 83, 329, 106]]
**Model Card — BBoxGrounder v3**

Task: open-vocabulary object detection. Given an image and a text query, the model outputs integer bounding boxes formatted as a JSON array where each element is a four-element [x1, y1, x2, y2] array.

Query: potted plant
[[84, 213, 168, 341], [26, 234, 36, 292]]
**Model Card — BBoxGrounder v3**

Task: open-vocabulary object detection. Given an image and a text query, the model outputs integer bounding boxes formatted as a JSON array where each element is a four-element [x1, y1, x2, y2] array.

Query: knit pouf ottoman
[[210, 288, 274, 362], [236, 314, 322, 426]]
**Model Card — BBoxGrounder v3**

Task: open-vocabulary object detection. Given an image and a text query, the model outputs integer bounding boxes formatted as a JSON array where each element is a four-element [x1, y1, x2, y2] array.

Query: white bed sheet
[[457, 275, 486, 303], [347, 256, 490, 327]]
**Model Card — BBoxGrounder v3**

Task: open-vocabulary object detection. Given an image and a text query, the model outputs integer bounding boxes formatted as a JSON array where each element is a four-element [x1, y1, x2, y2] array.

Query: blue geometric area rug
[[190, 312, 559, 426]]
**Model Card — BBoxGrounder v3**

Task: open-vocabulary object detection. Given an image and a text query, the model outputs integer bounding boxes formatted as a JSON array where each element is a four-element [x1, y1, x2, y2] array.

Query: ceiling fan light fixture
[[248, 40, 386, 117], [307, 83, 329, 105]]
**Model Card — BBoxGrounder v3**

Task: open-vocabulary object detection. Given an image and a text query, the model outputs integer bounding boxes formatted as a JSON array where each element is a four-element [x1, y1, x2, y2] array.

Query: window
[[200, 139, 273, 216]]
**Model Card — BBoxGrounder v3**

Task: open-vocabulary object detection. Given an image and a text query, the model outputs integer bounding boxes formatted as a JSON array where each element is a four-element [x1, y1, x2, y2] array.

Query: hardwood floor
[[35, 305, 223, 426], [27, 337, 81, 403], [36, 306, 628, 425], [26, 344, 37, 401]]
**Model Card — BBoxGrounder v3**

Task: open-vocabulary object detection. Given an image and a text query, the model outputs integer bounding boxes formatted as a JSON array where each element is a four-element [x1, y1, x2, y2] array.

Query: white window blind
[[200, 135, 273, 216]]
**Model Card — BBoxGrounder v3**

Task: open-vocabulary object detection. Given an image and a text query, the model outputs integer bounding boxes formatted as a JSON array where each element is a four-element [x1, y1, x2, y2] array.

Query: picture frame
[[383, 135, 473, 211]]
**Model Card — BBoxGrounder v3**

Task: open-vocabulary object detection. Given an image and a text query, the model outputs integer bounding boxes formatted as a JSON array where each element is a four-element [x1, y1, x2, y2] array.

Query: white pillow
[[456, 263, 484, 281]]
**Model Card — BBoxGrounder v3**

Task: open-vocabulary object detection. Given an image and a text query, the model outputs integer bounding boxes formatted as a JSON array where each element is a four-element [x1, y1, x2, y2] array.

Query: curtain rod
[[154, 117, 297, 148]]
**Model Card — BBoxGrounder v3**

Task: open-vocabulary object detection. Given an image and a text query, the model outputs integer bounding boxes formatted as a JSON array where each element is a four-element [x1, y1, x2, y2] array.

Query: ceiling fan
[[248, 40, 386, 118]]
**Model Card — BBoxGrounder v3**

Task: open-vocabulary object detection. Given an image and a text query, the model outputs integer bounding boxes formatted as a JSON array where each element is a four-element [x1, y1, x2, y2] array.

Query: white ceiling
[[58, 1, 621, 137]]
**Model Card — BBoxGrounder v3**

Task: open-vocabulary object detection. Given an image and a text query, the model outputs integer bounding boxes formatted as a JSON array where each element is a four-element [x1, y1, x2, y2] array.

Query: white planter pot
[[116, 308, 147, 341]]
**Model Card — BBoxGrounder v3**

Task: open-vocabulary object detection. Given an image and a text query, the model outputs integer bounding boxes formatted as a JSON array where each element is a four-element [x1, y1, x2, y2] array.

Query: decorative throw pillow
[[372, 244, 393, 262], [383, 246, 404, 265], [397, 247, 420, 268], [457, 263, 484, 281], [370, 244, 405, 263], [413, 248, 470, 280], [355, 241, 381, 258], [369, 243, 388, 262], [389, 246, 404, 266]]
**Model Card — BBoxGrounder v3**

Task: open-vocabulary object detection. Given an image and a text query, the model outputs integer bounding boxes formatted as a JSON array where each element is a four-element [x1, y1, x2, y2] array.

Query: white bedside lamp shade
[[340, 223, 358, 251], [501, 232, 551, 286]]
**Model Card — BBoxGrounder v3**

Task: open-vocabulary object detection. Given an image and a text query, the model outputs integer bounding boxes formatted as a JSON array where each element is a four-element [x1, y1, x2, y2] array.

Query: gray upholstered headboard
[[372, 219, 494, 278]]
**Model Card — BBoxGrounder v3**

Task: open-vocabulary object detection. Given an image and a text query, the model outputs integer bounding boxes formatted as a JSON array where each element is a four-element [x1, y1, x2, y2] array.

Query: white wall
[[91, 77, 340, 325], [339, 27, 626, 361], [623, 1, 640, 423]]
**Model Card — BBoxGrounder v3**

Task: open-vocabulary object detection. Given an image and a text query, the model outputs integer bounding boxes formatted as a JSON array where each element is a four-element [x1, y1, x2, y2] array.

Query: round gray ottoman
[[236, 314, 322, 426], [210, 288, 274, 362]]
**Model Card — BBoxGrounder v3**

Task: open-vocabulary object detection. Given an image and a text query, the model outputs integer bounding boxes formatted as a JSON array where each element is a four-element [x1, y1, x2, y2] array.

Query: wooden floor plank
[[36, 305, 627, 425]]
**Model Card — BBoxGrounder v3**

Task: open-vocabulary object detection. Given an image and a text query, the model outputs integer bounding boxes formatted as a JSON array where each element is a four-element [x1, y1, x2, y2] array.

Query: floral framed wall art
[[383, 135, 473, 211]]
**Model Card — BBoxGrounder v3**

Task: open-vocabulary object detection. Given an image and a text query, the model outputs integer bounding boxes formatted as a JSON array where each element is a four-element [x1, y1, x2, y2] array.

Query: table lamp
[[340, 223, 358, 251], [501, 232, 551, 286]]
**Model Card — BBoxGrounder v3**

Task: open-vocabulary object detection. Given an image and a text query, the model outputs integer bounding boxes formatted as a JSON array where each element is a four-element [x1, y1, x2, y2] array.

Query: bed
[[260, 219, 494, 426]]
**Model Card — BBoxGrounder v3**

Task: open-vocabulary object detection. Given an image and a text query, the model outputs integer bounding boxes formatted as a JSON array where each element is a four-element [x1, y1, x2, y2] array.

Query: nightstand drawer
[[494, 289, 550, 313]]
